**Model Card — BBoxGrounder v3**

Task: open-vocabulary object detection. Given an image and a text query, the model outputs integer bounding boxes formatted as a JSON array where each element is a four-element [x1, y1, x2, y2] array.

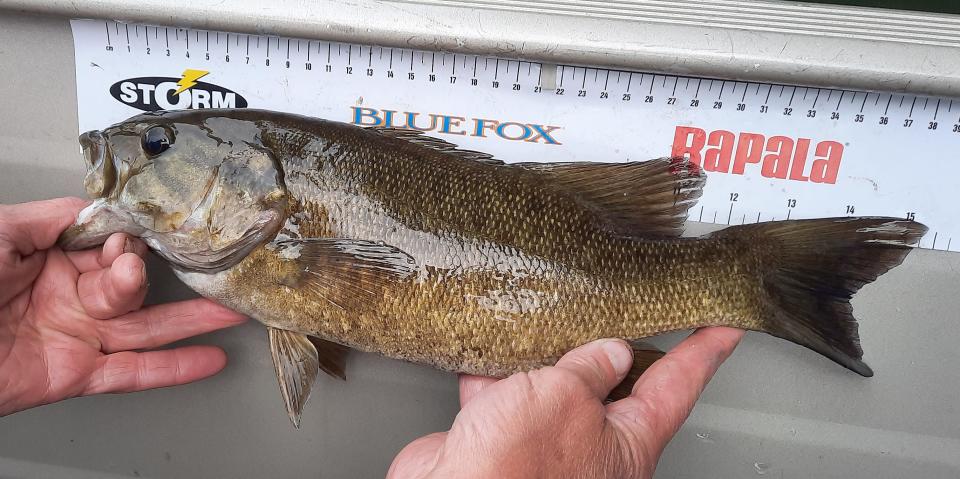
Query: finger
[[77, 252, 147, 319], [66, 233, 148, 273], [386, 432, 447, 479], [608, 327, 744, 448], [458, 375, 499, 407], [553, 338, 634, 400], [0, 197, 88, 255], [83, 345, 228, 395], [97, 298, 248, 353]]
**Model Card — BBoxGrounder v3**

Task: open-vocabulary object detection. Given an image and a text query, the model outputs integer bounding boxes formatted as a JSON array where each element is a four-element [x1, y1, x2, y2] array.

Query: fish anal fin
[[606, 342, 666, 403], [515, 157, 705, 238], [269, 327, 320, 429], [307, 336, 349, 380], [269, 238, 415, 311]]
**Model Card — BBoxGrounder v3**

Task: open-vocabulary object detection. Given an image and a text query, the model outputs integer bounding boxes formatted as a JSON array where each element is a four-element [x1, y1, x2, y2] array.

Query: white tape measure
[[71, 20, 960, 252]]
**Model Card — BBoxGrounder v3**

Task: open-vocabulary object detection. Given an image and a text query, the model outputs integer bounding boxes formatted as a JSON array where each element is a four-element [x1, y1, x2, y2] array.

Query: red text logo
[[671, 126, 843, 184]]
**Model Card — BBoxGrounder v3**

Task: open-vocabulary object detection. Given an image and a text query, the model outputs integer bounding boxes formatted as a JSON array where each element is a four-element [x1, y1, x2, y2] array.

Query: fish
[[58, 109, 927, 427]]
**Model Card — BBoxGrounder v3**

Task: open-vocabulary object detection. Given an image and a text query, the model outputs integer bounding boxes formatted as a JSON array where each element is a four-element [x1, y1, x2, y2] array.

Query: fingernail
[[123, 237, 134, 254], [601, 340, 633, 377], [139, 262, 148, 286]]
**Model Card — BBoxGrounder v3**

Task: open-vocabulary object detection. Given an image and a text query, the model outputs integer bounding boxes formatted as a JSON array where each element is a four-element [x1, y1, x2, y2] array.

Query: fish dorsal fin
[[269, 238, 416, 311], [513, 157, 706, 238], [269, 327, 320, 429], [370, 127, 505, 165]]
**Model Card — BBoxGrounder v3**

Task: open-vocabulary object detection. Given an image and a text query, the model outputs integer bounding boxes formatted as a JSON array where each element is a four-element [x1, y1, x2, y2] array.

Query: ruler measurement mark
[[649, 75, 655, 94], [860, 93, 868, 113], [934, 99, 941, 120], [812, 88, 821, 108], [788, 87, 796, 106], [431, 53, 436, 73], [727, 203, 733, 224], [717, 80, 725, 100], [884, 95, 893, 115], [899, 95, 906, 108], [672, 77, 679, 96], [626, 73, 633, 92], [909, 97, 917, 117], [694, 79, 701, 98], [836, 91, 845, 110], [473, 57, 478, 77], [741, 83, 748, 102], [604, 70, 610, 90], [582, 68, 587, 89]]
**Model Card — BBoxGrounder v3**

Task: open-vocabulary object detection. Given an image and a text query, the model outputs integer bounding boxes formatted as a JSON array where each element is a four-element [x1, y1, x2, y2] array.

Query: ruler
[[71, 20, 960, 252]]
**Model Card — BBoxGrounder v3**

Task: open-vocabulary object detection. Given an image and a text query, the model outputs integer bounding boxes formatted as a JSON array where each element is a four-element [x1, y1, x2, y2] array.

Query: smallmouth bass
[[58, 109, 926, 427]]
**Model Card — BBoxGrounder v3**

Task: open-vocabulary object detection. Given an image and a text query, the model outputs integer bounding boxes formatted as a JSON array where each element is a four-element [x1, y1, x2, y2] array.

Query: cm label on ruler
[[73, 20, 960, 252]]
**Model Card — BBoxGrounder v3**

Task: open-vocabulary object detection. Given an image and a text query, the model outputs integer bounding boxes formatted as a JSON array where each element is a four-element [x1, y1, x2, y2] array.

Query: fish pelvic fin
[[513, 157, 705, 238], [269, 327, 321, 429], [308, 336, 349, 380], [606, 342, 665, 403], [714, 217, 927, 377]]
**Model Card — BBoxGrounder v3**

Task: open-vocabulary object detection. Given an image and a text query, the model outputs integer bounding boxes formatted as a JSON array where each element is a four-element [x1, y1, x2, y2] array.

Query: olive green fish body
[[59, 109, 926, 426]]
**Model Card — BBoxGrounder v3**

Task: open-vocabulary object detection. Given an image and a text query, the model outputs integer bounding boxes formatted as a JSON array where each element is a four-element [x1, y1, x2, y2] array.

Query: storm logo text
[[110, 69, 248, 111]]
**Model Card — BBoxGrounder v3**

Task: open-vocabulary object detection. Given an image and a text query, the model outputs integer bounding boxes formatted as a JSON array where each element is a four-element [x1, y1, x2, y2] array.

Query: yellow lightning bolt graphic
[[173, 69, 209, 96]]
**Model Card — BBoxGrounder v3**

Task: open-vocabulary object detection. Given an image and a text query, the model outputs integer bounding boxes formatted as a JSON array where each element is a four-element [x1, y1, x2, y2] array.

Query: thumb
[[554, 339, 634, 400], [387, 432, 447, 479]]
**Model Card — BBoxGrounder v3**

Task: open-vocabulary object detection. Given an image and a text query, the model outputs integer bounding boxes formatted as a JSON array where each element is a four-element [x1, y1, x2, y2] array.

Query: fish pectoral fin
[[269, 238, 415, 310], [307, 336, 349, 380], [269, 327, 321, 429], [513, 157, 706, 238], [606, 342, 666, 403]]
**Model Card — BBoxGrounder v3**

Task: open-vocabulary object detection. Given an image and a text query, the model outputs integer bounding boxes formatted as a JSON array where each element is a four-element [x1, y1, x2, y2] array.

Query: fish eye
[[141, 126, 174, 156]]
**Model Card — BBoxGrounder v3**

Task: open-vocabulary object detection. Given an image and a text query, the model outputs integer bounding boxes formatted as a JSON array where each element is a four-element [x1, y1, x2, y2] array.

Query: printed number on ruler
[[73, 20, 960, 251]]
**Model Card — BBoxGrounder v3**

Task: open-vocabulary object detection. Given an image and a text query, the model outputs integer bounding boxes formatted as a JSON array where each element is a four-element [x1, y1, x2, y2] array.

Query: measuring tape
[[71, 20, 960, 252]]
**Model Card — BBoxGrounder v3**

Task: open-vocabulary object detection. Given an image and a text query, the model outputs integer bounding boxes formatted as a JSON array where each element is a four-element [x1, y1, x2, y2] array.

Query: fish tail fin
[[716, 217, 927, 376]]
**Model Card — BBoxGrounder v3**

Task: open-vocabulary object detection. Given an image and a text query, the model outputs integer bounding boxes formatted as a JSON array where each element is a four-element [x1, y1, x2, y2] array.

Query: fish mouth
[[80, 130, 116, 198]]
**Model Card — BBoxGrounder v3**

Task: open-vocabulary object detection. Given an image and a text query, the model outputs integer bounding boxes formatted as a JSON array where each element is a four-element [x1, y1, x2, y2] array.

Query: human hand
[[388, 327, 744, 479], [0, 198, 247, 416]]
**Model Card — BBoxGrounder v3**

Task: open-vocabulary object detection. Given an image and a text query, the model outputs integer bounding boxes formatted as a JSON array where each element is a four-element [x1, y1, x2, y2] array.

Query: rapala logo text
[[352, 107, 562, 145], [672, 126, 843, 184], [110, 69, 248, 112]]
